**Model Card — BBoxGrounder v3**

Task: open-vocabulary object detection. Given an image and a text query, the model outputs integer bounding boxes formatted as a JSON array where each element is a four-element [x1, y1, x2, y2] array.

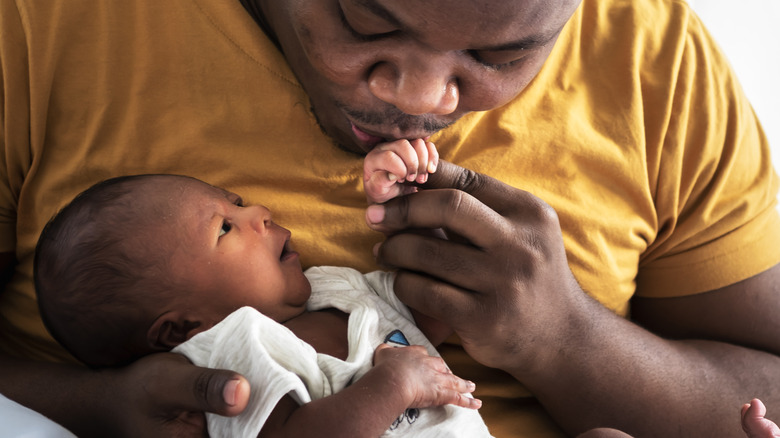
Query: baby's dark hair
[[34, 174, 181, 367]]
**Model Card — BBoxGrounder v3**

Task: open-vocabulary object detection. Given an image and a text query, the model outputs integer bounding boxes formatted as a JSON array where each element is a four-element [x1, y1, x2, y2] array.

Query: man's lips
[[350, 123, 386, 148], [350, 122, 436, 150]]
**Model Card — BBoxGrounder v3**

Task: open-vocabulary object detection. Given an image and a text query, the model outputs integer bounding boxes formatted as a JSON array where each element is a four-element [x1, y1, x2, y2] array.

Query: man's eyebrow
[[474, 32, 559, 52], [356, 0, 558, 52], [357, 0, 402, 27]]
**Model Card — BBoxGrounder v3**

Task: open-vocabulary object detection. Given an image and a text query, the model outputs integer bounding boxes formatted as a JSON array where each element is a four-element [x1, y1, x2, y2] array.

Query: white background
[[689, 0, 780, 199]]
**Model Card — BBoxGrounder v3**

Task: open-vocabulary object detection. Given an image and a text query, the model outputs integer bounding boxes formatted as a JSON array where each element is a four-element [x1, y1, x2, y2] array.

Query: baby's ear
[[147, 311, 203, 350]]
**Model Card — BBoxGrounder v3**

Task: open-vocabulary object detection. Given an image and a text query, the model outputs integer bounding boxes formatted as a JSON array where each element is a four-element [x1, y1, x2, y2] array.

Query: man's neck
[[237, 0, 279, 48]]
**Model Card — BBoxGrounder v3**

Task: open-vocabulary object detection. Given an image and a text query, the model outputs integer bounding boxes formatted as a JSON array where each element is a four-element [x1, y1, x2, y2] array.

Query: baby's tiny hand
[[741, 399, 780, 437], [363, 139, 439, 204], [373, 344, 481, 411]]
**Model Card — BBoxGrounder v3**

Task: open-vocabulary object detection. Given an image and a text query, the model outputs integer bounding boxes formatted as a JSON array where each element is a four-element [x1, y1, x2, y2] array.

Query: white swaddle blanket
[[174, 266, 492, 437]]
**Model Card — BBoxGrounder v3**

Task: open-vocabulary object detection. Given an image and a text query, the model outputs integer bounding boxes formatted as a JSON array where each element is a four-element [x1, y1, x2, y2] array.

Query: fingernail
[[387, 172, 397, 182], [407, 173, 416, 182], [373, 242, 381, 256], [366, 205, 385, 224], [468, 381, 476, 391], [224, 379, 240, 406], [428, 161, 437, 173]]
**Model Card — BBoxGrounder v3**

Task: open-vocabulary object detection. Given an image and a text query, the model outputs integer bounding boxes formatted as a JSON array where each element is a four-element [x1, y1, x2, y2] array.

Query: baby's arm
[[364, 139, 439, 204], [258, 344, 479, 438]]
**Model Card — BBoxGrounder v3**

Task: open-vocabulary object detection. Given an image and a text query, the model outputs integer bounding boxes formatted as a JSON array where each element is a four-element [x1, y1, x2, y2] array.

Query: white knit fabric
[[174, 266, 492, 437]]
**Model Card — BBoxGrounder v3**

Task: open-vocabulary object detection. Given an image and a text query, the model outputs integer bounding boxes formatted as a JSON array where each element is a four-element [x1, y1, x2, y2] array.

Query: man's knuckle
[[397, 195, 412, 223], [442, 189, 466, 215], [454, 168, 481, 193], [194, 372, 219, 410], [525, 196, 558, 224]]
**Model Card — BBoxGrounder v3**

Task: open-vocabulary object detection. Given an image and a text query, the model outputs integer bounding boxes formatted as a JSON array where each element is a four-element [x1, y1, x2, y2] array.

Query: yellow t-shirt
[[1, 0, 778, 436]]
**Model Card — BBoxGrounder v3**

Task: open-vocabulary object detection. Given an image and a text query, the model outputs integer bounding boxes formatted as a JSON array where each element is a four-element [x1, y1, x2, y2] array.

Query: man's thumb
[[193, 371, 250, 417]]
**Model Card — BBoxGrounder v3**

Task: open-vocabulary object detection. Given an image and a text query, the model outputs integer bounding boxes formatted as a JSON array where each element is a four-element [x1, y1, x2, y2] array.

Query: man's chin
[[336, 142, 367, 155], [324, 125, 371, 155], [308, 106, 367, 155]]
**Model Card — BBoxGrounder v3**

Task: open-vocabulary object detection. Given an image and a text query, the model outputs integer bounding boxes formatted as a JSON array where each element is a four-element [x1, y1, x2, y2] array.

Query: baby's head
[[35, 174, 311, 367]]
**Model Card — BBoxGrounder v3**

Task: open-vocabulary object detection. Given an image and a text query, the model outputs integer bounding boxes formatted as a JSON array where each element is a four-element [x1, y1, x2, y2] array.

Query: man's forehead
[[362, 0, 580, 49]]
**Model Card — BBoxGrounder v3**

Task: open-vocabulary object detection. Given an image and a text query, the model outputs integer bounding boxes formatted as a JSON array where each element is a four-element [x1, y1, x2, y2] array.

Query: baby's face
[[156, 177, 312, 329]]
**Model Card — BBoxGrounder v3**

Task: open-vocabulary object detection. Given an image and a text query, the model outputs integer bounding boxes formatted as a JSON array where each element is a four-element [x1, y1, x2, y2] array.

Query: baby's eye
[[219, 222, 232, 237]]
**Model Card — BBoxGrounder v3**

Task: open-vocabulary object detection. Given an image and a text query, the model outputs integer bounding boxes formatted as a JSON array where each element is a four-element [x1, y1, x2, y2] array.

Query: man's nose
[[367, 55, 459, 116]]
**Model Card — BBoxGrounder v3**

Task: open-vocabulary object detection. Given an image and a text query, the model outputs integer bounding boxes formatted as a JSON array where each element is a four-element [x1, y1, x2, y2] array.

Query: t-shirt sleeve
[[635, 7, 780, 297], [0, 1, 32, 253]]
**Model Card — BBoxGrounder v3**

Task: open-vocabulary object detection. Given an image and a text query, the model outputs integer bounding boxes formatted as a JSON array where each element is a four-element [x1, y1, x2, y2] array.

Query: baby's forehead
[[142, 175, 232, 200], [152, 176, 238, 220], [120, 176, 227, 229]]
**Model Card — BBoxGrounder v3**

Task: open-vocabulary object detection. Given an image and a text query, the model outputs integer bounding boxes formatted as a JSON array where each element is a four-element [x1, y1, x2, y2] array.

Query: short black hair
[[34, 174, 180, 367]]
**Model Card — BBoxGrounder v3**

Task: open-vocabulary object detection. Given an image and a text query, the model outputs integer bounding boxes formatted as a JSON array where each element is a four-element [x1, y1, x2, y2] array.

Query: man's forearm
[[517, 297, 780, 437], [0, 353, 115, 437]]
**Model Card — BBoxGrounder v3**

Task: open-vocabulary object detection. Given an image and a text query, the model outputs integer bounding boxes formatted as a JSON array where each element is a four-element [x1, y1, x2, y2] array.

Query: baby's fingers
[[423, 364, 481, 410], [366, 139, 438, 183], [450, 391, 482, 410], [423, 139, 439, 176], [363, 145, 410, 184], [437, 374, 481, 410]]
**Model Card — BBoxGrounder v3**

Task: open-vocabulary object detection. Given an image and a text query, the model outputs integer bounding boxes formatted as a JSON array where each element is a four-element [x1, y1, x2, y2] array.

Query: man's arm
[[367, 160, 780, 437], [529, 264, 780, 437], [0, 352, 250, 438]]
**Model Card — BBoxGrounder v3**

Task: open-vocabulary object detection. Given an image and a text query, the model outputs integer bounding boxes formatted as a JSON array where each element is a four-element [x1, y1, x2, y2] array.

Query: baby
[[34, 140, 491, 437], [742, 399, 780, 438]]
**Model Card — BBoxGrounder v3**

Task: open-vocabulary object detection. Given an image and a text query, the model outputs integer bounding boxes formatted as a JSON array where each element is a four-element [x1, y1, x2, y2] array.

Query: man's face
[[258, 0, 581, 154]]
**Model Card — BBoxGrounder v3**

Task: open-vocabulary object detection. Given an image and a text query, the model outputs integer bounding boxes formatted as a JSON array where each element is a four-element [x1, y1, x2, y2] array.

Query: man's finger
[[366, 189, 506, 250], [392, 270, 478, 328], [377, 233, 493, 293], [423, 160, 525, 213], [152, 355, 250, 417]]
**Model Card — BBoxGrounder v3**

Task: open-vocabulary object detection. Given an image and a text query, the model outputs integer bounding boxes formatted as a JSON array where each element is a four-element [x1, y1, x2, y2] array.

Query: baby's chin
[[272, 304, 309, 324]]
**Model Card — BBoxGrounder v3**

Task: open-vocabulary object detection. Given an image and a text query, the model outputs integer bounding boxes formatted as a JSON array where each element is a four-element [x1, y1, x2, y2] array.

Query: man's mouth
[[340, 101, 456, 152], [350, 123, 387, 149]]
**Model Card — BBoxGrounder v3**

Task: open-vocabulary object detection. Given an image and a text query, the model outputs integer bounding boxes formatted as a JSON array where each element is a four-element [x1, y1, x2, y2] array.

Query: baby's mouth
[[280, 239, 297, 261]]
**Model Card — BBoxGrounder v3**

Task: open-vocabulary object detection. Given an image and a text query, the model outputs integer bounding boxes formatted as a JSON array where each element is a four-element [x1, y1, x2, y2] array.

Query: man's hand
[[106, 353, 250, 437], [365, 159, 780, 437], [0, 351, 250, 438], [365, 159, 587, 374]]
